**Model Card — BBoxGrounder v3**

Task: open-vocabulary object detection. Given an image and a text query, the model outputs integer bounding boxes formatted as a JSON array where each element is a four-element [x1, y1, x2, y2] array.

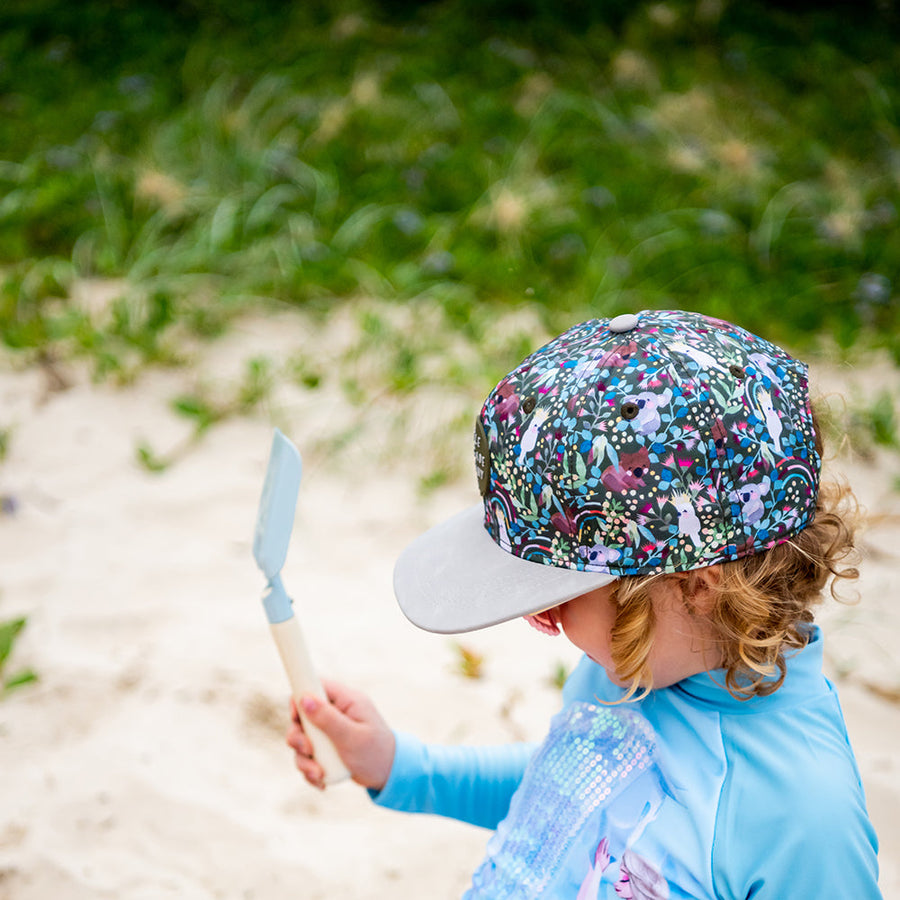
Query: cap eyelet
[[522, 396, 537, 414], [729, 364, 745, 379], [620, 401, 640, 420]]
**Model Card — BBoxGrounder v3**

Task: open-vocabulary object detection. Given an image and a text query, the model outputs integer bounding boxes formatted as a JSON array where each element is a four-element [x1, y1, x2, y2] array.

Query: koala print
[[731, 476, 771, 525], [601, 448, 652, 493], [578, 542, 622, 571], [624, 388, 673, 436]]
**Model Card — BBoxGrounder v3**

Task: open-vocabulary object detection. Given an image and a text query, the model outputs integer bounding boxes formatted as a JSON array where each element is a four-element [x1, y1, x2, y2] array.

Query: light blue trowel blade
[[252, 429, 302, 582]]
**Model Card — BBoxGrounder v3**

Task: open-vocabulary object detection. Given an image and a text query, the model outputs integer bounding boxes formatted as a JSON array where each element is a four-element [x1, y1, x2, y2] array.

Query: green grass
[[1, 0, 899, 383], [134, 354, 278, 472], [0, 616, 37, 697]]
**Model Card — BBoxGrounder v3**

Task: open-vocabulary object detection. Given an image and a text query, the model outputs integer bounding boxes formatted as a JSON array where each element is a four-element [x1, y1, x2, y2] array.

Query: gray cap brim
[[393, 504, 616, 634]]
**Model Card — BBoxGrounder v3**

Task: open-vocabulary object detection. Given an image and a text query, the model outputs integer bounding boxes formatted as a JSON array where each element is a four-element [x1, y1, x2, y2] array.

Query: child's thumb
[[300, 694, 353, 746]]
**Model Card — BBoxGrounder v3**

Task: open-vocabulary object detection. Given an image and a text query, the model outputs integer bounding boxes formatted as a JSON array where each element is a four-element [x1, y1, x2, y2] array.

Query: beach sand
[[1, 310, 898, 899]]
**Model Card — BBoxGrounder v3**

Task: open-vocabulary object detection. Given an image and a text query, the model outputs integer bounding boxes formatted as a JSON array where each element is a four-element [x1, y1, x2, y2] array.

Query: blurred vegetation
[[819, 386, 900, 460], [453, 642, 486, 679], [0, 0, 899, 381], [549, 660, 570, 691], [0, 616, 37, 697]]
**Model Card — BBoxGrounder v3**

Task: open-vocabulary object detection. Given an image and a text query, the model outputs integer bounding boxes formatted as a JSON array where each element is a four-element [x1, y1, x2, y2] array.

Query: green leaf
[[575, 450, 587, 483], [4, 669, 37, 692], [171, 395, 219, 433], [0, 617, 27, 668], [136, 442, 169, 473]]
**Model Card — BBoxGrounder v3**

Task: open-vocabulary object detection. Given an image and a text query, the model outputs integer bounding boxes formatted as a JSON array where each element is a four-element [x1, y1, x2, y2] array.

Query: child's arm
[[286, 679, 534, 829], [370, 732, 535, 829]]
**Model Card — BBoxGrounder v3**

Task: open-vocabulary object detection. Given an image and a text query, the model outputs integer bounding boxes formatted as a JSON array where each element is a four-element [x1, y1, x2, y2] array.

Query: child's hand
[[286, 679, 396, 792]]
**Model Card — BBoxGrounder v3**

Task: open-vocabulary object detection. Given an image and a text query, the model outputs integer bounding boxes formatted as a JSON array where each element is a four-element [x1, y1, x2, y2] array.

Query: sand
[[0, 310, 898, 899]]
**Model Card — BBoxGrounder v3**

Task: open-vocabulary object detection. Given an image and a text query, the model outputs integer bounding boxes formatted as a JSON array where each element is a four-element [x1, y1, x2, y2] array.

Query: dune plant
[[453, 642, 486, 680], [135, 354, 277, 472], [0, 617, 36, 696], [549, 661, 570, 692]]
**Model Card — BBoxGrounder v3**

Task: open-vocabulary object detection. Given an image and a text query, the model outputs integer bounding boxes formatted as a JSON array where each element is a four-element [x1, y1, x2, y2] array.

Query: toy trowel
[[253, 428, 349, 785]]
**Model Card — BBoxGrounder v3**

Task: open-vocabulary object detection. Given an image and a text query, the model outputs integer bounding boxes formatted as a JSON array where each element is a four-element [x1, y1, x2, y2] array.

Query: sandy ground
[[0, 310, 898, 899]]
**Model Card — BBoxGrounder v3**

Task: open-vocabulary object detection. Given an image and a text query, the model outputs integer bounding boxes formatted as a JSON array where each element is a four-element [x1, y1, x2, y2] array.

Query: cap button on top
[[608, 313, 640, 334]]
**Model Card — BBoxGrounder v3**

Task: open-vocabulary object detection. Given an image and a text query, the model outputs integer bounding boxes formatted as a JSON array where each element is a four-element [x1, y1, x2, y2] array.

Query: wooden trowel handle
[[269, 618, 350, 785]]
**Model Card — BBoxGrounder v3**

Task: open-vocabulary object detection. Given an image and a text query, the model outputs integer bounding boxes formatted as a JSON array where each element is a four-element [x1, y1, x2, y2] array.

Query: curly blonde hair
[[607, 409, 860, 701]]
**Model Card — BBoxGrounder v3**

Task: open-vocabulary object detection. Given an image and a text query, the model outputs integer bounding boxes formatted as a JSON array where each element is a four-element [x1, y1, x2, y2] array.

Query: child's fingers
[[287, 681, 393, 790], [293, 751, 325, 790], [320, 678, 381, 726], [319, 679, 361, 715], [286, 721, 313, 757], [287, 716, 325, 788], [299, 693, 357, 748]]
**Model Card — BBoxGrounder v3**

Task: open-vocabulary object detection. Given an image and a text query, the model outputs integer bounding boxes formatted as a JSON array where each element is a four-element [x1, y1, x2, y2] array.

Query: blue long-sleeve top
[[372, 627, 881, 899]]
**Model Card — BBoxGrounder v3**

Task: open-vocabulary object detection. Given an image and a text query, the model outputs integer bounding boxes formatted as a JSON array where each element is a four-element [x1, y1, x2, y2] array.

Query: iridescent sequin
[[466, 702, 657, 898]]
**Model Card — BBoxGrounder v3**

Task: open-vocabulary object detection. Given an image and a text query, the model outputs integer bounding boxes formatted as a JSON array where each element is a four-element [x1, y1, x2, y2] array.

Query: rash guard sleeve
[[370, 731, 536, 830]]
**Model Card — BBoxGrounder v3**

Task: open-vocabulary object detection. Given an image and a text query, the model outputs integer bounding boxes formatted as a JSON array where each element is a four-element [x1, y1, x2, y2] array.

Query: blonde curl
[[607, 475, 859, 701]]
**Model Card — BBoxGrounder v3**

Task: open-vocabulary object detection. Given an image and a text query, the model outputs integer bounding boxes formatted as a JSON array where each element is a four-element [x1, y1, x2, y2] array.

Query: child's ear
[[683, 566, 721, 616]]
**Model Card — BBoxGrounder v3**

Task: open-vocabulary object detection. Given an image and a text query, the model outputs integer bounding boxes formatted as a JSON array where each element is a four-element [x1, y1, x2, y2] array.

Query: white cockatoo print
[[518, 407, 549, 465], [756, 389, 783, 453], [672, 493, 703, 549], [668, 339, 730, 375]]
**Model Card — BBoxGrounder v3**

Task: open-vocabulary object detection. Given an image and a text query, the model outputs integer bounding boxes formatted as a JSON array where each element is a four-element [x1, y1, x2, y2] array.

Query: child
[[287, 309, 881, 898]]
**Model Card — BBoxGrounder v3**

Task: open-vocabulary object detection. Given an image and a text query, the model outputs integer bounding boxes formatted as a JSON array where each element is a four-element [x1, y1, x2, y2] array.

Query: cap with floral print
[[393, 309, 820, 633], [477, 309, 819, 577]]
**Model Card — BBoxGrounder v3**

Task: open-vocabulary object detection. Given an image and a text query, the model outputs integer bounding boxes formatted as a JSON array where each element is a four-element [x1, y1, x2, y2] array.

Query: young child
[[287, 309, 881, 899]]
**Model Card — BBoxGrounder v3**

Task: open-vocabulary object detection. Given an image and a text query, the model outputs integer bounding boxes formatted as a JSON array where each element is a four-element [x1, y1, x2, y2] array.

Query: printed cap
[[394, 310, 820, 633]]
